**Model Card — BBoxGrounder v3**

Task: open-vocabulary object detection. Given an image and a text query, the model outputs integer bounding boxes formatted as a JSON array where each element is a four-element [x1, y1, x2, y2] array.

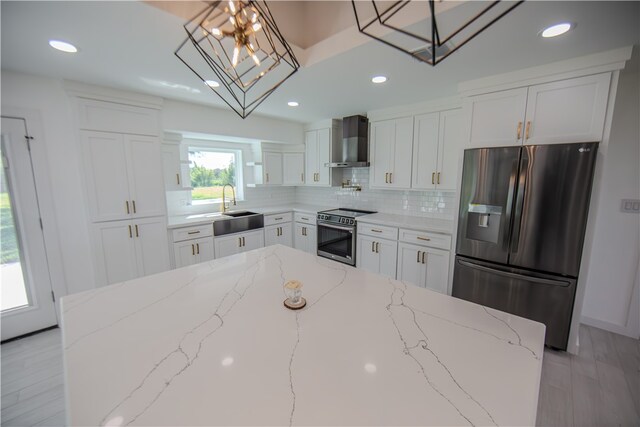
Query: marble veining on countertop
[[357, 212, 455, 234], [167, 204, 334, 228], [61, 245, 544, 426]]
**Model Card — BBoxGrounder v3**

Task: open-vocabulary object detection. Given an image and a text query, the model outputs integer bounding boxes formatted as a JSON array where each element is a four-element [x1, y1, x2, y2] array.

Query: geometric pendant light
[[351, 0, 524, 66], [175, 1, 300, 119]]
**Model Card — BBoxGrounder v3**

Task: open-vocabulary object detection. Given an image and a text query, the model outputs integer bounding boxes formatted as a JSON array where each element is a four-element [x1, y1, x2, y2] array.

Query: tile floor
[[1, 324, 638, 426]]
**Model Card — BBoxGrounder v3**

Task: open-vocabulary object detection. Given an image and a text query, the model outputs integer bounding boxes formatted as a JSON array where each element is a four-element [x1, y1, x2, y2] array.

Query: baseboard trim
[[581, 316, 639, 339], [1, 325, 59, 345]]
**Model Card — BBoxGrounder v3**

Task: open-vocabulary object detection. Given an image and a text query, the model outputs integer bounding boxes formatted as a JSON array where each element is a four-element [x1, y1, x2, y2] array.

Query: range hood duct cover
[[329, 115, 369, 168]]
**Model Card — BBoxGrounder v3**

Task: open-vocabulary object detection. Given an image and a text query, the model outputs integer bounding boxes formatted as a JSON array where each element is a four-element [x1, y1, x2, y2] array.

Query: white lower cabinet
[[214, 229, 265, 259], [294, 223, 317, 254], [173, 237, 214, 268], [92, 216, 170, 286], [356, 235, 398, 279], [396, 242, 450, 294], [264, 223, 293, 247]]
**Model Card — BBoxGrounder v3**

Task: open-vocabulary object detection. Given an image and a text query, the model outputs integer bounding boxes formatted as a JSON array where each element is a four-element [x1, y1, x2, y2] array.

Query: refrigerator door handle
[[510, 151, 529, 253], [458, 259, 572, 287], [502, 157, 520, 251]]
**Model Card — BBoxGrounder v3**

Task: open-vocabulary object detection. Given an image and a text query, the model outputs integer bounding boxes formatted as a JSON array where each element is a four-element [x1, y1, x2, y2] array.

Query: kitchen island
[[61, 245, 544, 426]]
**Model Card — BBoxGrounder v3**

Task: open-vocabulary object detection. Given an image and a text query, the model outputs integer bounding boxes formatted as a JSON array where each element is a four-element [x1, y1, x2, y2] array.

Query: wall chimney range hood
[[328, 115, 369, 168]]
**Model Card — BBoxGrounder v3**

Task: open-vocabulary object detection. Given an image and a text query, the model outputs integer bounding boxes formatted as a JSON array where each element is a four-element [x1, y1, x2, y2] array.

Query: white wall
[[1, 71, 95, 296], [162, 99, 304, 145], [581, 68, 640, 338]]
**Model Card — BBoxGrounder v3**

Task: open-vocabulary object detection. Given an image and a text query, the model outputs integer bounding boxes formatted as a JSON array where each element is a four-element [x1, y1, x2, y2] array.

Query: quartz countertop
[[62, 245, 544, 426], [357, 212, 455, 234], [167, 204, 334, 228]]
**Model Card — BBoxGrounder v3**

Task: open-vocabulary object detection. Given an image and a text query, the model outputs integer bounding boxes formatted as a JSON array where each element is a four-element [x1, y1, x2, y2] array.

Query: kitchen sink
[[223, 211, 259, 218], [214, 211, 264, 236]]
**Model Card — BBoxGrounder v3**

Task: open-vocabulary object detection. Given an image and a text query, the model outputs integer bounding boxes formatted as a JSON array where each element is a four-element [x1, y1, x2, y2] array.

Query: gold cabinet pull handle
[[126, 201, 130, 214], [242, 237, 245, 247], [135, 224, 139, 237], [417, 251, 421, 263], [517, 121, 522, 140], [437, 172, 440, 185], [132, 200, 136, 213], [417, 236, 431, 241], [525, 121, 531, 140], [192, 244, 195, 255], [176, 173, 180, 185], [375, 242, 379, 253], [371, 229, 382, 233], [128, 225, 132, 238], [266, 173, 269, 183], [196, 243, 200, 254], [385, 173, 388, 184], [275, 217, 283, 221], [187, 231, 200, 235], [238, 237, 242, 247], [371, 241, 375, 252], [422, 252, 426, 264], [432, 172, 435, 185], [389, 173, 392, 184]]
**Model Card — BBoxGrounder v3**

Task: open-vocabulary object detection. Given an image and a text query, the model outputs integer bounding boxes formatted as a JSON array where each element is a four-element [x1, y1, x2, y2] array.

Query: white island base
[[61, 245, 544, 426]]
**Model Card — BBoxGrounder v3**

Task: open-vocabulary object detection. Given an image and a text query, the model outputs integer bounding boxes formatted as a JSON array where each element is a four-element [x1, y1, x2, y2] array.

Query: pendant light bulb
[[211, 27, 221, 36], [232, 44, 240, 67], [228, 1, 236, 14], [252, 22, 261, 32]]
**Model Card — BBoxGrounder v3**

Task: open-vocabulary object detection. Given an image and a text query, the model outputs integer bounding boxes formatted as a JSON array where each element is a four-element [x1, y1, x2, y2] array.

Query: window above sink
[[187, 146, 244, 206]]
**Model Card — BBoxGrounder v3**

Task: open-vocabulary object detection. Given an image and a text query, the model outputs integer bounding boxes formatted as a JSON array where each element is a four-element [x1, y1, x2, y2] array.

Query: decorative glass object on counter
[[283, 280, 306, 310]]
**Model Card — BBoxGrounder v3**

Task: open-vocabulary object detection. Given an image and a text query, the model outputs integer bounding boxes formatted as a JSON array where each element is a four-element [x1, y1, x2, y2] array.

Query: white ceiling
[[1, 1, 639, 124]]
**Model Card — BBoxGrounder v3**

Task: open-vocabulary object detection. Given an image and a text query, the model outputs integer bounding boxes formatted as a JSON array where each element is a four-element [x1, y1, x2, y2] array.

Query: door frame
[[1, 108, 68, 335]]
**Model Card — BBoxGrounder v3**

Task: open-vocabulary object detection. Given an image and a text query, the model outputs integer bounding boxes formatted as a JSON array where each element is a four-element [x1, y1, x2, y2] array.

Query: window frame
[[187, 145, 244, 206]]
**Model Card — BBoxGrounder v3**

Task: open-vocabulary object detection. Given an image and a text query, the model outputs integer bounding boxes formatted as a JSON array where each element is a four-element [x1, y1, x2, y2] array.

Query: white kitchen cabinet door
[[304, 130, 318, 185], [194, 237, 215, 262], [357, 235, 379, 274], [162, 144, 182, 191], [263, 151, 283, 185], [173, 241, 198, 268], [242, 230, 265, 252], [126, 135, 166, 218], [468, 87, 528, 148], [133, 216, 170, 277], [523, 73, 611, 145], [81, 131, 131, 222], [436, 109, 465, 190], [265, 223, 293, 247], [423, 247, 450, 294], [92, 221, 138, 286], [411, 113, 440, 190], [316, 128, 331, 186], [283, 153, 305, 186], [370, 117, 413, 189], [294, 223, 316, 254], [396, 242, 424, 287], [370, 120, 394, 188], [377, 238, 398, 279], [214, 234, 243, 259]]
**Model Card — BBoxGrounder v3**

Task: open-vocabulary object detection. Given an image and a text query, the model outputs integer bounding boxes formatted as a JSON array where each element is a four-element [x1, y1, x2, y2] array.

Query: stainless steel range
[[316, 208, 376, 265]]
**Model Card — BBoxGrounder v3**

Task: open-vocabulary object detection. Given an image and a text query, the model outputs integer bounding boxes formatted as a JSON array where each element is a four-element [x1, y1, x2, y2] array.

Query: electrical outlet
[[620, 199, 640, 213]]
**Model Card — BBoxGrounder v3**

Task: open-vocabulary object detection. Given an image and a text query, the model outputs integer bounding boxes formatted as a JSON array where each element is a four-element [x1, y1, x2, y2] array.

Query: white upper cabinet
[[467, 87, 528, 148], [263, 151, 283, 185], [304, 124, 340, 187], [161, 144, 183, 191], [370, 117, 413, 189], [436, 109, 465, 190], [126, 135, 165, 218], [411, 113, 440, 190], [524, 73, 611, 145], [283, 153, 305, 186], [467, 73, 611, 147], [82, 131, 165, 222]]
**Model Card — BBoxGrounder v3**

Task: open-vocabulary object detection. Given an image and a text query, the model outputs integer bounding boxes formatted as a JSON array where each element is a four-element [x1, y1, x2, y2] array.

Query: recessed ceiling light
[[371, 76, 387, 84], [541, 23, 572, 38], [204, 80, 220, 88], [48, 40, 78, 53], [287, 101, 299, 107]]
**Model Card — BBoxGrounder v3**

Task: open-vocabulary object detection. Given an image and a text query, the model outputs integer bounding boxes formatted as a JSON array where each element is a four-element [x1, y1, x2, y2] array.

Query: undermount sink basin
[[214, 212, 264, 236], [223, 210, 259, 218]]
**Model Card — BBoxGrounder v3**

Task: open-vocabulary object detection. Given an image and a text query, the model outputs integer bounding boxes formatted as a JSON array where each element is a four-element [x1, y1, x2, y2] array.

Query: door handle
[[126, 200, 130, 214], [517, 121, 522, 140], [196, 243, 200, 254], [128, 225, 132, 238], [437, 172, 440, 185], [416, 236, 430, 241], [176, 173, 180, 185], [187, 231, 200, 235], [417, 251, 421, 263], [375, 242, 379, 253], [135, 224, 139, 237], [432, 172, 435, 185], [525, 121, 531, 140], [389, 172, 392, 183], [385, 173, 388, 184], [458, 259, 572, 287], [266, 173, 269, 183], [421, 252, 426, 264], [242, 237, 245, 247], [510, 150, 528, 253], [238, 237, 242, 247], [132, 200, 136, 214], [192, 244, 195, 255]]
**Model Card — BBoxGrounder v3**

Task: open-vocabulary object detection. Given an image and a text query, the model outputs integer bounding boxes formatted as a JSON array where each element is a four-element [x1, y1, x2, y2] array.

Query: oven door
[[317, 221, 355, 265]]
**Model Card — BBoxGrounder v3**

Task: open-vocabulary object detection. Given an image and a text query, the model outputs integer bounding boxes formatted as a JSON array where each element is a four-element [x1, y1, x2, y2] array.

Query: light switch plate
[[621, 199, 640, 213]]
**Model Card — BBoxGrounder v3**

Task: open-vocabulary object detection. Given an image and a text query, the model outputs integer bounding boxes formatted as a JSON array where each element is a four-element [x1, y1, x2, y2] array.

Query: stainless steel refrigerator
[[452, 142, 598, 350]]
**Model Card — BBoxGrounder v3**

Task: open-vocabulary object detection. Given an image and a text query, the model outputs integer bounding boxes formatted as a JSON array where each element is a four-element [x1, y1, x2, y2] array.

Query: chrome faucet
[[221, 184, 236, 213]]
